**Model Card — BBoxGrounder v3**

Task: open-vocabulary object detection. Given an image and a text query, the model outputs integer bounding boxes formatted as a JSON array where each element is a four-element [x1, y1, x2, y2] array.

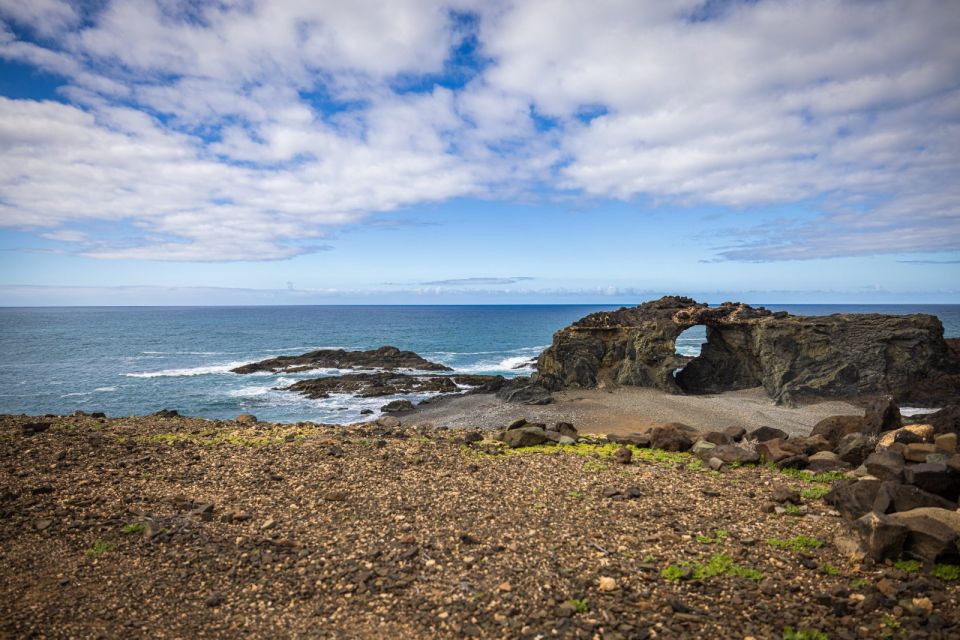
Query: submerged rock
[[534, 296, 960, 405]]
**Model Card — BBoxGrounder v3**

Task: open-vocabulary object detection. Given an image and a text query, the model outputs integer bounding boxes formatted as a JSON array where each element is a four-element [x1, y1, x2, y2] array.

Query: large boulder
[[499, 426, 548, 448], [837, 433, 876, 466], [864, 449, 906, 482], [810, 415, 866, 448], [534, 296, 960, 405], [649, 423, 697, 452], [863, 395, 903, 433], [926, 405, 960, 436], [756, 438, 803, 464], [903, 463, 960, 502], [825, 478, 883, 520], [853, 512, 909, 561], [748, 426, 788, 442], [872, 481, 956, 514], [701, 444, 760, 465], [887, 508, 960, 564], [496, 380, 553, 405]]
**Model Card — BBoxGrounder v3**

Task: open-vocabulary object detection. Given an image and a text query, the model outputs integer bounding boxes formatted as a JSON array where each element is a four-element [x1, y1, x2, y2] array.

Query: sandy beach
[[411, 386, 863, 437]]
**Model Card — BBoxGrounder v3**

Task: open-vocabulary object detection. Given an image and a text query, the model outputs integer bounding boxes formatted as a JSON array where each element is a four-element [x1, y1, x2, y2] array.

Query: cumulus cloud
[[0, 0, 957, 261]]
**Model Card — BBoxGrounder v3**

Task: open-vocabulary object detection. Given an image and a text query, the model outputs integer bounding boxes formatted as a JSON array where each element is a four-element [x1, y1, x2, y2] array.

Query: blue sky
[[1, 0, 959, 305]]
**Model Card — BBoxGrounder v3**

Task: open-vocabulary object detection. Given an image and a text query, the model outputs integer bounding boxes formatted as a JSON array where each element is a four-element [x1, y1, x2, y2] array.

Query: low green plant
[[821, 562, 839, 576], [783, 627, 828, 640], [932, 564, 960, 581], [800, 486, 829, 500], [662, 553, 762, 581], [121, 523, 146, 535], [85, 541, 115, 557], [779, 467, 847, 484], [894, 559, 921, 573], [783, 503, 804, 516], [767, 535, 823, 553], [695, 529, 729, 545], [641, 554, 657, 563], [850, 578, 868, 588], [568, 598, 588, 613], [566, 490, 583, 499], [686, 459, 704, 471]]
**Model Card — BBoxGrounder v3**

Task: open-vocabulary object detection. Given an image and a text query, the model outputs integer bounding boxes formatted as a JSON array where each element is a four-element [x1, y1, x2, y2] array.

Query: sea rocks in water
[[499, 426, 548, 448], [380, 399, 414, 413], [285, 373, 501, 400], [232, 346, 453, 374], [534, 296, 960, 405]]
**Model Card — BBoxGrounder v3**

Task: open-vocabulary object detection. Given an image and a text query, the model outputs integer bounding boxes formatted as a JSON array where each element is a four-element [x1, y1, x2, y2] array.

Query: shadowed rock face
[[232, 346, 453, 374], [535, 296, 960, 405]]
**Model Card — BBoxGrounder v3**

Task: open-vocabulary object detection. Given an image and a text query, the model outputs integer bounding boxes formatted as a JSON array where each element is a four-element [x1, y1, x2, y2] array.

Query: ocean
[[1, 304, 958, 423]]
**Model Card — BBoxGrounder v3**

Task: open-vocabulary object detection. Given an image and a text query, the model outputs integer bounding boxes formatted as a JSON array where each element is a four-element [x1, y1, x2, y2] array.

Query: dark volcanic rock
[[863, 396, 902, 433], [926, 405, 960, 435], [499, 426, 548, 448], [495, 379, 552, 405], [864, 449, 906, 482], [887, 508, 960, 564], [285, 373, 502, 400], [233, 346, 453, 374], [903, 463, 960, 501], [872, 481, 956, 514], [534, 296, 960, 405], [649, 423, 697, 452], [380, 399, 415, 413], [836, 433, 875, 466], [810, 415, 867, 448], [825, 479, 883, 520], [853, 512, 909, 562], [748, 426, 788, 442]]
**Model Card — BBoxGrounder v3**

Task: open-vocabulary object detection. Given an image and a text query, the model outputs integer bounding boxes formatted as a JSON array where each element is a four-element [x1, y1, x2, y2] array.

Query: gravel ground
[[2, 413, 957, 639], [412, 387, 863, 437]]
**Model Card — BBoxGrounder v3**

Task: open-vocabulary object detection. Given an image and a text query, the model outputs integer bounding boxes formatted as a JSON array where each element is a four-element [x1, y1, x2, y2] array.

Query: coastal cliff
[[535, 296, 960, 405]]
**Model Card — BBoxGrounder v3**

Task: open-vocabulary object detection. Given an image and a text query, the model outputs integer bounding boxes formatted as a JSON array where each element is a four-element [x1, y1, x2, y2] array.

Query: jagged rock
[[863, 395, 903, 433], [701, 444, 760, 465], [807, 451, 851, 473], [380, 399, 414, 413], [232, 346, 453, 374], [811, 415, 867, 447], [837, 433, 875, 466], [723, 426, 747, 442], [903, 463, 960, 501], [872, 481, 956, 514], [534, 296, 960, 404], [756, 438, 803, 463], [887, 508, 960, 564], [499, 426, 548, 448], [649, 423, 697, 452], [748, 426, 789, 442], [853, 512, 909, 561], [825, 478, 883, 520], [864, 449, 906, 482]]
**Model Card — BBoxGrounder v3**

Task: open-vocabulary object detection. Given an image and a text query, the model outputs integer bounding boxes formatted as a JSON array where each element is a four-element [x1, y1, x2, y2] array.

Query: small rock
[[556, 422, 578, 437], [463, 432, 483, 444], [771, 487, 801, 504], [598, 576, 617, 591], [864, 449, 906, 482], [837, 433, 875, 466], [722, 426, 746, 442], [748, 426, 788, 442], [690, 440, 716, 456], [506, 418, 527, 430], [904, 443, 938, 463], [613, 446, 632, 464], [707, 457, 724, 471], [497, 581, 511, 592], [381, 399, 414, 413], [359, 409, 374, 415], [261, 517, 276, 531], [501, 426, 548, 448], [33, 518, 53, 531], [377, 415, 401, 428], [205, 593, 226, 608], [235, 413, 257, 424], [558, 436, 576, 445], [852, 511, 909, 561], [326, 445, 344, 457]]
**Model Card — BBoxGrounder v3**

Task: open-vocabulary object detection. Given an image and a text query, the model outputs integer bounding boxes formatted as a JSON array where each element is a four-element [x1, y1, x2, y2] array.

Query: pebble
[[598, 576, 617, 591]]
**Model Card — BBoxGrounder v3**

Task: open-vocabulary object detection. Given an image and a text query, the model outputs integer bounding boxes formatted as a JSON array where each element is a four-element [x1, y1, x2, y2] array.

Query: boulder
[[904, 443, 939, 463], [704, 444, 760, 465], [776, 454, 809, 470], [864, 450, 906, 482], [853, 512, 909, 561], [903, 463, 960, 501], [837, 433, 876, 466], [235, 413, 257, 424], [807, 451, 851, 473], [791, 434, 833, 455], [607, 432, 651, 447], [771, 487, 801, 504], [723, 426, 747, 442], [935, 433, 957, 453], [649, 423, 697, 452], [887, 508, 960, 564], [877, 424, 934, 449], [863, 395, 902, 434], [496, 381, 553, 405], [555, 422, 578, 438], [376, 415, 401, 428], [500, 426, 548, 448], [380, 399, 414, 413], [748, 426, 789, 442], [872, 481, 956, 514], [702, 431, 732, 446], [825, 478, 883, 520], [926, 405, 960, 436], [534, 296, 960, 405], [691, 440, 717, 456], [613, 446, 633, 464], [756, 438, 803, 464], [811, 415, 866, 447]]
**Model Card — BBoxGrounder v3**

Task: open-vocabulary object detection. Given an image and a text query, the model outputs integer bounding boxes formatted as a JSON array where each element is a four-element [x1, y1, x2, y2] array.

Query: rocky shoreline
[[3, 408, 959, 639]]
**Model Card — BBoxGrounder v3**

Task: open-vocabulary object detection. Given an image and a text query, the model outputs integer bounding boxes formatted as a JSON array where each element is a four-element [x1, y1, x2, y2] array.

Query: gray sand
[[409, 386, 862, 437]]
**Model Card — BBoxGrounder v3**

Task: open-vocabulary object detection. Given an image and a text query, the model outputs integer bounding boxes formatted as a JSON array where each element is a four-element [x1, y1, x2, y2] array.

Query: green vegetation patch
[[767, 535, 823, 553], [932, 564, 960, 581], [783, 627, 828, 640], [471, 440, 692, 467], [85, 541, 115, 557], [800, 486, 829, 500], [661, 553, 762, 581], [695, 529, 729, 545], [134, 426, 315, 448], [779, 467, 847, 484], [121, 523, 146, 535], [568, 598, 588, 613], [894, 559, 922, 573]]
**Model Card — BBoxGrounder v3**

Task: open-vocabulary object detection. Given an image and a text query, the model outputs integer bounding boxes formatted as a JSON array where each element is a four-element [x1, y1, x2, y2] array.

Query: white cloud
[[0, 0, 958, 261]]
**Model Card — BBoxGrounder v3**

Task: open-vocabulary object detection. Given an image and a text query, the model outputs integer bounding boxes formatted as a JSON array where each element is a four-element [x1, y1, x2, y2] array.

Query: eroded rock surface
[[535, 296, 960, 405]]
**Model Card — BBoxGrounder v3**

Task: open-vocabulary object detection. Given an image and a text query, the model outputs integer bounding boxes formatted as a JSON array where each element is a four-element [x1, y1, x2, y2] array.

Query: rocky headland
[[231, 346, 453, 374], [535, 296, 960, 406]]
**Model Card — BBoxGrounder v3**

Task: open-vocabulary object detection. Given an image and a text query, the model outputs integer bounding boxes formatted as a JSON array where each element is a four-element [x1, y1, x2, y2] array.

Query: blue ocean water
[[1, 304, 958, 423]]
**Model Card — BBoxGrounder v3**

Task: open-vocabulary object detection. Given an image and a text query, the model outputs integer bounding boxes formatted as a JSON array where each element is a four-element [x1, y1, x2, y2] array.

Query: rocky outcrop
[[232, 346, 452, 375], [535, 296, 960, 405], [285, 373, 499, 399]]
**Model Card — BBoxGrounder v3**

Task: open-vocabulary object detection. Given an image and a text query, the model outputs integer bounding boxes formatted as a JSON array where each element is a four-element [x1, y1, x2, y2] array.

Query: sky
[[0, 0, 959, 305]]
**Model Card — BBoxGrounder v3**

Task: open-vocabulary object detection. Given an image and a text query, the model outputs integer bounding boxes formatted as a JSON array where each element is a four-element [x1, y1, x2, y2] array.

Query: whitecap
[[124, 360, 253, 378], [94, 386, 117, 392], [900, 406, 940, 417]]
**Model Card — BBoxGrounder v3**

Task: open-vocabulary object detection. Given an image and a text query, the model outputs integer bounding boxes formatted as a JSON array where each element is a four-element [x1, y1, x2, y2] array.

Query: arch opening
[[673, 325, 707, 379]]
